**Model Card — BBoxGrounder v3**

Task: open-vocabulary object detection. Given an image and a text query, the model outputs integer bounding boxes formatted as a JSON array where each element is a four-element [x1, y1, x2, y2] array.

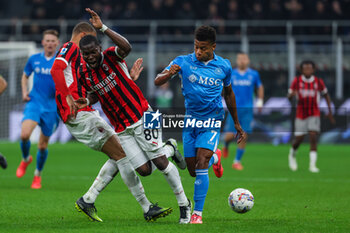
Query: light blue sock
[[234, 148, 245, 163], [193, 169, 209, 212], [36, 149, 48, 171], [20, 140, 31, 160]]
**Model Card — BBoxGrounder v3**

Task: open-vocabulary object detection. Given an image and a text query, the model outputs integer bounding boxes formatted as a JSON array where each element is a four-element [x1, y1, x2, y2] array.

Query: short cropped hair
[[195, 26, 216, 44], [43, 29, 59, 38], [79, 35, 100, 48], [300, 60, 316, 70], [72, 22, 96, 36]]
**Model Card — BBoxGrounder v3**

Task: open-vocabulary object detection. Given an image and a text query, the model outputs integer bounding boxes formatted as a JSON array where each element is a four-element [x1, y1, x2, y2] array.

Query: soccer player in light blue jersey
[[223, 52, 264, 170], [16, 30, 60, 189], [155, 26, 246, 224]]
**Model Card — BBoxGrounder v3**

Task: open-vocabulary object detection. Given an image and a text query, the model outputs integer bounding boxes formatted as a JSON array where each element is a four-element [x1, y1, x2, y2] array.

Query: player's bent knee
[[20, 132, 31, 141], [152, 155, 169, 170], [136, 165, 152, 177]]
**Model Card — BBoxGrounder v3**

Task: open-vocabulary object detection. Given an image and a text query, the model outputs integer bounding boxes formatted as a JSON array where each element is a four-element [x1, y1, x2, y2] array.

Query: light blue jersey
[[165, 52, 232, 120], [22, 52, 59, 137], [231, 68, 262, 108], [23, 52, 57, 112]]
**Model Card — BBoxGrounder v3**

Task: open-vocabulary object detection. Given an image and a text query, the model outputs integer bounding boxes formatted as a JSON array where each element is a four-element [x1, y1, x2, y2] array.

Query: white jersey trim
[[56, 57, 68, 66]]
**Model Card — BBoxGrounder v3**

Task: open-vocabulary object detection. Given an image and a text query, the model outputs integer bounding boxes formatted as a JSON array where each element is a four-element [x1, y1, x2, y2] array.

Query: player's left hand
[[234, 124, 247, 144], [86, 8, 103, 29], [75, 98, 88, 109], [325, 113, 336, 125], [130, 58, 144, 81]]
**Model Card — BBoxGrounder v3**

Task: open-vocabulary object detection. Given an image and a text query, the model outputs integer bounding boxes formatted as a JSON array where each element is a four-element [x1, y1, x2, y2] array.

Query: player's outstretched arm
[[223, 84, 246, 144], [154, 64, 181, 86], [86, 8, 131, 59], [130, 58, 144, 81], [0, 75, 7, 96]]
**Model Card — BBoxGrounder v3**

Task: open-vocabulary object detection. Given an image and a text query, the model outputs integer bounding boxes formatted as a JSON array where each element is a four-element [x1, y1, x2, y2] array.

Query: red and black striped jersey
[[54, 41, 93, 122], [289, 75, 328, 119], [78, 46, 149, 132]]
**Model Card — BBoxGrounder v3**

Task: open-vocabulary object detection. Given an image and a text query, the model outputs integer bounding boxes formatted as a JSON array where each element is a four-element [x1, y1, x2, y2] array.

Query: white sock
[[160, 162, 188, 207], [116, 157, 151, 213], [83, 159, 119, 204], [163, 144, 174, 158], [212, 153, 219, 164], [193, 210, 202, 216], [34, 169, 41, 177], [289, 148, 296, 157], [309, 151, 317, 167]]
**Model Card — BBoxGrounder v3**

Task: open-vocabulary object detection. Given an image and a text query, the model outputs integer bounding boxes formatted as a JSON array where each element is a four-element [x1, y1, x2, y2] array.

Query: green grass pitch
[[0, 142, 349, 233]]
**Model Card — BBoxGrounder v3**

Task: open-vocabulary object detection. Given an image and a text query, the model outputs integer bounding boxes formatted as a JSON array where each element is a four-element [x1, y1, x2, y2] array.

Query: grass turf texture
[[0, 142, 349, 233]]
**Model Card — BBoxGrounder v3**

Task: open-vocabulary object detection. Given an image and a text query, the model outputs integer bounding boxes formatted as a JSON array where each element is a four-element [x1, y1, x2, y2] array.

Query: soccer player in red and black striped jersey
[[287, 60, 335, 173], [75, 8, 192, 224], [50, 14, 171, 223]]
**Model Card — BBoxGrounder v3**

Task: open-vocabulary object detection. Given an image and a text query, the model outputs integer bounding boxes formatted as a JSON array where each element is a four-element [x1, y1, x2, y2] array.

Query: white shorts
[[117, 118, 165, 169], [66, 111, 116, 151], [294, 116, 320, 136]]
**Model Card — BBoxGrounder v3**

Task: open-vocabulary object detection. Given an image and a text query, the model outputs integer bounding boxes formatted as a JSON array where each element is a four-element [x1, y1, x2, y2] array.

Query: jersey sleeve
[[318, 78, 328, 95], [104, 46, 124, 62], [223, 59, 232, 87], [254, 71, 262, 88], [288, 77, 298, 94], [55, 42, 79, 65], [23, 55, 34, 77]]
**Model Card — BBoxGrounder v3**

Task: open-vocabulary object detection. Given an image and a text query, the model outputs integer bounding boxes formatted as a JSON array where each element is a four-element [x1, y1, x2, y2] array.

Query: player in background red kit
[[50, 17, 171, 222], [287, 60, 335, 173]]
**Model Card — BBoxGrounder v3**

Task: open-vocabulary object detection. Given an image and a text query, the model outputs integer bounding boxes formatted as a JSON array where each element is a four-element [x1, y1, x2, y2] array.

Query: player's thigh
[[65, 111, 116, 151], [39, 111, 60, 137], [101, 135, 127, 160], [195, 128, 220, 153], [196, 147, 215, 169], [117, 129, 150, 170], [21, 119, 38, 139], [133, 120, 165, 160], [294, 118, 307, 136], [307, 116, 320, 134], [21, 102, 40, 138], [183, 128, 196, 158]]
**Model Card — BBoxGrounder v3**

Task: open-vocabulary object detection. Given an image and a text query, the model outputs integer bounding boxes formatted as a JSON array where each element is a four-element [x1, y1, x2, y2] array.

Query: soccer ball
[[228, 188, 254, 213]]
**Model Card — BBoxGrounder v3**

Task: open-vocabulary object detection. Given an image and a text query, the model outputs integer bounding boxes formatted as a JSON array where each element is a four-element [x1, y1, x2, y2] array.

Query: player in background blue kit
[[155, 26, 246, 224], [16, 30, 60, 189], [223, 52, 264, 170]]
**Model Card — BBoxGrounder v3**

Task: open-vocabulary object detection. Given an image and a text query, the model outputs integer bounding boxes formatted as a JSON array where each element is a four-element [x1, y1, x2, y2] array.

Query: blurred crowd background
[[1, 0, 348, 21]]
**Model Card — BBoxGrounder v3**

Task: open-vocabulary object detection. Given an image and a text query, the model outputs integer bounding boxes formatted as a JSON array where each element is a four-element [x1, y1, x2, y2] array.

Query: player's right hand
[[86, 8, 103, 30], [22, 93, 30, 102], [66, 94, 78, 119], [75, 98, 88, 109], [169, 64, 181, 76]]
